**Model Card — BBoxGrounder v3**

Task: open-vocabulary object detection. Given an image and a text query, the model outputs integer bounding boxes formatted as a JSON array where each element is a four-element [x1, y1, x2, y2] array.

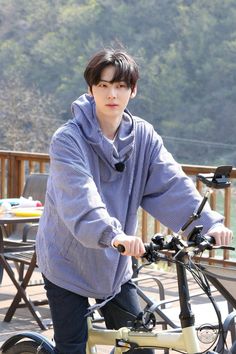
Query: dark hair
[[84, 48, 139, 92]]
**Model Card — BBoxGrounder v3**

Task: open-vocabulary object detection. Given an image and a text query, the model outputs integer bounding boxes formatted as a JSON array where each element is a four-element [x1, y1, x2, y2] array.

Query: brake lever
[[212, 245, 235, 251], [194, 244, 235, 255]]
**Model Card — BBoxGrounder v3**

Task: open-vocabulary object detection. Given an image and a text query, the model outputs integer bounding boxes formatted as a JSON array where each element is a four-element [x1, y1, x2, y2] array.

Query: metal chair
[[2, 173, 48, 243], [0, 173, 48, 279], [202, 264, 236, 353], [0, 248, 49, 330], [0, 173, 50, 329]]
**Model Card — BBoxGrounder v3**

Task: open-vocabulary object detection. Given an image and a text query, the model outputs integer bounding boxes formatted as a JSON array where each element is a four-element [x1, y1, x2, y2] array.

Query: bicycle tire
[[3, 340, 50, 354], [229, 340, 236, 354]]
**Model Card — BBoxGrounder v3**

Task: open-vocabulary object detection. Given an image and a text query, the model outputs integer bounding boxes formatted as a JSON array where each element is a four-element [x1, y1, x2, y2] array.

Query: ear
[[88, 86, 93, 96], [130, 85, 137, 99]]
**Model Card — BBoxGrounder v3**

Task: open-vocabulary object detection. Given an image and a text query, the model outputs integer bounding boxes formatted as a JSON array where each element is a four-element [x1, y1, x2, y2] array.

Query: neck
[[96, 111, 122, 139], [100, 124, 118, 140]]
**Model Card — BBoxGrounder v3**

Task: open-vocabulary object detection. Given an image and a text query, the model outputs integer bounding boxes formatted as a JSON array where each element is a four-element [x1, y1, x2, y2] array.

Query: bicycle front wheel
[[3, 340, 51, 354]]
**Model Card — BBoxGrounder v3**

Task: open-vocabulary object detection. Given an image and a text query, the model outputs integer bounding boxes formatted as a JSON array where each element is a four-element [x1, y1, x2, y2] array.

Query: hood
[[71, 94, 135, 170]]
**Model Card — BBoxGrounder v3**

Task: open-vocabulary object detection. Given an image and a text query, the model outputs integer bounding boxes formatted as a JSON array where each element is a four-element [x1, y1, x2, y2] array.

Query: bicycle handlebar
[[117, 232, 234, 263], [117, 166, 235, 262]]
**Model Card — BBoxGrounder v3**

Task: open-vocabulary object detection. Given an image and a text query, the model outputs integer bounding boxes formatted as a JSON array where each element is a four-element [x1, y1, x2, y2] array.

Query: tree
[[0, 76, 61, 152]]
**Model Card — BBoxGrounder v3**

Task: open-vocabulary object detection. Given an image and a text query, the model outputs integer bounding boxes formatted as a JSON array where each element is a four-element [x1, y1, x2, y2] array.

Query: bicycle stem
[[175, 254, 195, 328]]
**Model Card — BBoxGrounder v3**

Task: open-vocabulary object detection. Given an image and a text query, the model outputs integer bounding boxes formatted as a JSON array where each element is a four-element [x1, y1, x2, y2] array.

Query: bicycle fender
[[0, 331, 54, 352]]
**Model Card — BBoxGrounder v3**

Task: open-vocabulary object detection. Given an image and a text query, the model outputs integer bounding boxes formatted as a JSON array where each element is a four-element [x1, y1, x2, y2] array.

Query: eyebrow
[[99, 79, 126, 83], [99, 79, 110, 83]]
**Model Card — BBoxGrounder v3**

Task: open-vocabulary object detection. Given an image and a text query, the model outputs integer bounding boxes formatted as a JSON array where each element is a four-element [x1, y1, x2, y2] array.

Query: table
[[0, 214, 41, 223], [0, 212, 49, 330], [0, 212, 42, 251], [0, 212, 41, 260]]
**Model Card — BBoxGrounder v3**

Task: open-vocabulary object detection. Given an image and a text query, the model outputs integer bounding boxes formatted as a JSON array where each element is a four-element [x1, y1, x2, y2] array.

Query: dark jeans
[[43, 275, 154, 354]]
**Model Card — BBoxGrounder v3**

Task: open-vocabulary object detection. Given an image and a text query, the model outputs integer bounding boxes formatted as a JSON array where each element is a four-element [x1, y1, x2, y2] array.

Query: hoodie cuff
[[207, 222, 225, 233], [99, 227, 124, 248]]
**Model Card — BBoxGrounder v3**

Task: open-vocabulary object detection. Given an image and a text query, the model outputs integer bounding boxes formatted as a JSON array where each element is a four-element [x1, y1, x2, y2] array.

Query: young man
[[36, 48, 232, 354]]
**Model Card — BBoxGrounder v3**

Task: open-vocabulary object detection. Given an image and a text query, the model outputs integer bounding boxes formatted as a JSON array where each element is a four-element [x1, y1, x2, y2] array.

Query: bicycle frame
[[86, 254, 202, 354], [86, 319, 200, 353]]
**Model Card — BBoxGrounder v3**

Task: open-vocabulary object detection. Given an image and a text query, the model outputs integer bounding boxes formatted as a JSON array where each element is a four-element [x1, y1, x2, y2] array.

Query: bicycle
[[1, 165, 235, 353]]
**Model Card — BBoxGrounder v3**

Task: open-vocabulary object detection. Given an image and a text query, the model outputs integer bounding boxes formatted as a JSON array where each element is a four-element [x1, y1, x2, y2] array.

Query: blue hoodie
[[36, 94, 223, 299]]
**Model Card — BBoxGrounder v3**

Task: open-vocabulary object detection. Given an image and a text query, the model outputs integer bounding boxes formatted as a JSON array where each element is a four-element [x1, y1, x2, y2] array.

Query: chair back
[[9, 173, 49, 240], [22, 173, 49, 205], [203, 264, 236, 309]]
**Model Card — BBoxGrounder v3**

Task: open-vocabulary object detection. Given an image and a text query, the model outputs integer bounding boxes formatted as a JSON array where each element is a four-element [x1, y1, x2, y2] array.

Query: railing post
[[223, 187, 231, 261], [0, 157, 6, 198], [142, 210, 148, 244], [224, 187, 231, 228], [18, 160, 26, 196], [154, 220, 161, 234], [8, 153, 15, 198]]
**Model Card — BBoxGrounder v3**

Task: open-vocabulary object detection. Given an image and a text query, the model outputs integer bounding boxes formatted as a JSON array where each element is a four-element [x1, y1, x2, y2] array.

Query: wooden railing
[[140, 164, 236, 267], [0, 150, 50, 198], [0, 150, 235, 266]]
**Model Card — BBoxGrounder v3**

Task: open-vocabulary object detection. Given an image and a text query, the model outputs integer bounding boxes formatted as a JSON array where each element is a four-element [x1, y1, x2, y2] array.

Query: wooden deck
[[0, 264, 232, 353]]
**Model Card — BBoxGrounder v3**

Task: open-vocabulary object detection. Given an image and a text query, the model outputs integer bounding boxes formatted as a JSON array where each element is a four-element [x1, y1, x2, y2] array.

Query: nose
[[107, 86, 117, 99]]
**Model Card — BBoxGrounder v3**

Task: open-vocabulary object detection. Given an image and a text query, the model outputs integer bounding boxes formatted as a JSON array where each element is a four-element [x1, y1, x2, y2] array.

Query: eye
[[117, 82, 128, 88], [98, 82, 108, 88]]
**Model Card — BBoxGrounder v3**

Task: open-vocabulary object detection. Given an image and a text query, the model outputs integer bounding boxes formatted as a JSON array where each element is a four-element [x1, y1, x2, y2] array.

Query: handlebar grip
[[204, 235, 215, 245], [117, 244, 125, 253]]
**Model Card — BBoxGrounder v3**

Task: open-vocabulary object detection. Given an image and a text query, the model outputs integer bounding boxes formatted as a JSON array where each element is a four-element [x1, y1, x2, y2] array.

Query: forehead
[[100, 65, 119, 82]]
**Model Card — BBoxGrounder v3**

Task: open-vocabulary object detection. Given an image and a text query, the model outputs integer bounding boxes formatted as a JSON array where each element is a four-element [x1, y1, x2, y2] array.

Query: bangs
[[109, 60, 133, 87]]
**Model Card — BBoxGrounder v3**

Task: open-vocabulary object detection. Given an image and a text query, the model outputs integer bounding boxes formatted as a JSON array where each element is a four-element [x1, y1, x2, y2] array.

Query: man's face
[[91, 65, 136, 131]]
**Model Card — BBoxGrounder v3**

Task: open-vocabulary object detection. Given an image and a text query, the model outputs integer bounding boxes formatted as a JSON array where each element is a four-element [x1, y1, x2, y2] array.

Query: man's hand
[[112, 234, 145, 257], [207, 224, 233, 246]]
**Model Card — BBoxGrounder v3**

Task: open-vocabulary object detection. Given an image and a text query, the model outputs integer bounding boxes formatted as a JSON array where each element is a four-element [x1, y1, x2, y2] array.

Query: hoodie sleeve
[[49, 131, 124, 249], [141, 132, 224, 235]]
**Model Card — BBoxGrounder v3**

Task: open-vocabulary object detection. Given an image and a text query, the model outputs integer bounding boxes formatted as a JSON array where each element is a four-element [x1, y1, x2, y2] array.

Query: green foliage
[[0, 0, 236, 165], [0, 76, 61, 152]]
